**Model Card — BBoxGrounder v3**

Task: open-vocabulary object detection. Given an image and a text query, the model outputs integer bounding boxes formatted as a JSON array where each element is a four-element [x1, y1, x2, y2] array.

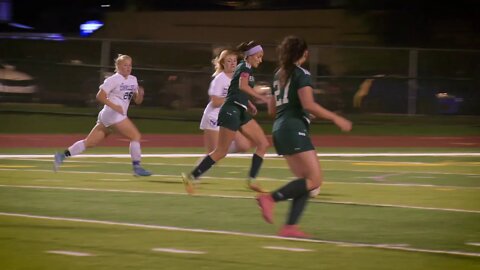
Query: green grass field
[[0, 147, 479, 269]]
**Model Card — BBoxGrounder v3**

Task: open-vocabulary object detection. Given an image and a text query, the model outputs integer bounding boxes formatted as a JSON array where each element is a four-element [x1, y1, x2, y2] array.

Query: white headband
[[245, 45, 263, 56]]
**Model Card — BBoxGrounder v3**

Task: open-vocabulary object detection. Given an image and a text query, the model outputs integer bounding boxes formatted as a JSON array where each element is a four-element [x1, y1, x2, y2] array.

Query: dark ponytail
[[277, 36, 308, 88]]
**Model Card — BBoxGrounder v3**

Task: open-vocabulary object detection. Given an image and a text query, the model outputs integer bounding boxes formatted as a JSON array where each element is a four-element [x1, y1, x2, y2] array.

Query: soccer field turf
[[0, 148, 479, 269]]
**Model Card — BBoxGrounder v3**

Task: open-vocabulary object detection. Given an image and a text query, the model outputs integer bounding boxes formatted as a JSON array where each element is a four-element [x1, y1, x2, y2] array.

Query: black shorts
[[272, 118, 314, 155], [217, 102, 252, 131]]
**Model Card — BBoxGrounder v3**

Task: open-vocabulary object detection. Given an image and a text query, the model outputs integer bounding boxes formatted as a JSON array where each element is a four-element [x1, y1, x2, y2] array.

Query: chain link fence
[[1, 37, 479, 115]]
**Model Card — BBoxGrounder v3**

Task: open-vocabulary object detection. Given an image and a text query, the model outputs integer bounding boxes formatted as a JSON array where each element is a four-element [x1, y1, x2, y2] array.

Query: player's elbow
[[96, 90, 105, 101], [95, 93, 103, 103]]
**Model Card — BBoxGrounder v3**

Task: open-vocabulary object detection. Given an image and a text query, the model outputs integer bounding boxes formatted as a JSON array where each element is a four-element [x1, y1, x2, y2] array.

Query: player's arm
[[298, 86, 352, 132], [239, 73, 269, 103], [208, 77, 226, 107], [267, 93, 276, 116], [133, 86, 144, 105], [96, 88, 123, 114], [210, 95, 225, 107]]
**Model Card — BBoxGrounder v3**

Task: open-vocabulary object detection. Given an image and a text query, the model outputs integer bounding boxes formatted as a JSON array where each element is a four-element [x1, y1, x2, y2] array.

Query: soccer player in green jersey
[[182, 41, 270, 194], [257, 36, 352, 238]]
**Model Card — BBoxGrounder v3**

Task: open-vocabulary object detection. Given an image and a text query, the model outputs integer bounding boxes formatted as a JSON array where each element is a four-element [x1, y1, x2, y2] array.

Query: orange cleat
[[181, 173, 195, 195], [247, 179, 268, 193]]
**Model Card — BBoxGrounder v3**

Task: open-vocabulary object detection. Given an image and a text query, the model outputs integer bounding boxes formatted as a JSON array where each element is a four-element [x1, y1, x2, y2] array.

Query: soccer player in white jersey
[[54, 54, 152, 176], [200, 49, 251, 153]]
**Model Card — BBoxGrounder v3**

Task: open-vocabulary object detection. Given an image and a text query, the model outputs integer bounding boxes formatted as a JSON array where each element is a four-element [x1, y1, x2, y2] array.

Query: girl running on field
[[257, 36, 352, 238], [182, 41, 270, 193], [54, 54, 152, 176]]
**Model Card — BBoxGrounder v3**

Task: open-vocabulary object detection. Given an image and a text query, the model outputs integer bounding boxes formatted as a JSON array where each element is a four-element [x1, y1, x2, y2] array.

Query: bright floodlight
[[80, 20, 104, 36]]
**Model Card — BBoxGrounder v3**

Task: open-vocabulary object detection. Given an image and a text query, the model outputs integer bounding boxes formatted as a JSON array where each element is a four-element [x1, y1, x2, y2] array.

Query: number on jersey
[[272, 79, 290, 106], [123, 91, 134, 100]]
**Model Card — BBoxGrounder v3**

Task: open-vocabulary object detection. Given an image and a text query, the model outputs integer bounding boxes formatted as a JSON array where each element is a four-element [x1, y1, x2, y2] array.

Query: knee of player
[[132, 134, 141, 141], [306, 176, 322, 189], [236, 143, 250, 153]]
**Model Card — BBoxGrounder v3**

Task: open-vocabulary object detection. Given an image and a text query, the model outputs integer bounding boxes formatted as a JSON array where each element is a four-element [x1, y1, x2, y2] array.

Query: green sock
[[248, 153, 263, 179], [287, 192, 310, 225], [191, 155, 215, 179], [272, 178, 308, 202]]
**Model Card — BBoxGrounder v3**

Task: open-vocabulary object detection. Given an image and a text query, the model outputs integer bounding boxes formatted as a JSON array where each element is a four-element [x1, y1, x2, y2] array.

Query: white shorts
[[199, 113, 219, 131], [97, 108, 127, 127]]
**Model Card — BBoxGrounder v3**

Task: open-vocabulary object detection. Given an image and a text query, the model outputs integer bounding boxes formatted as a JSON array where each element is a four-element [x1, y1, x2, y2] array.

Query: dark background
[[8, 0, 480, 48]]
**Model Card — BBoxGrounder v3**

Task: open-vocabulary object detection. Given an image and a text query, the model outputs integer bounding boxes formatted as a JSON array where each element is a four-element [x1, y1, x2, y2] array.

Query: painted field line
[[263, 246, 313, 252], [4, 157, 480, 177], [1, 212, 479, 258], [152, 248, 206, 254], [466, 242, 480, 247], [1, 152, 480, 159], [2, 167, 479, 187], [0, 165, 36, 168], [1, 184, 479, 214], [332, 181, 480, 190], [17, 158, 480, 172], [46, 250, 93, 256], [97, 178, 132, 182], [12, 158, 480, 177], [16, 157, 480, 166]]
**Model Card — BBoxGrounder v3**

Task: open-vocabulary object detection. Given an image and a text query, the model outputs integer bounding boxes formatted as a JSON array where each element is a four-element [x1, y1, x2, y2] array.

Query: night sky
[[6, 0, 480, 48]]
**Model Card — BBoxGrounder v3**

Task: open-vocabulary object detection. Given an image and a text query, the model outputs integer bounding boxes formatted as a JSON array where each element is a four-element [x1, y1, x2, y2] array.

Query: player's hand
[[137, 86, 145, 97], [248, 103, 258, 115], [334, 116, 352, 132], [256, 94, 270, 104]]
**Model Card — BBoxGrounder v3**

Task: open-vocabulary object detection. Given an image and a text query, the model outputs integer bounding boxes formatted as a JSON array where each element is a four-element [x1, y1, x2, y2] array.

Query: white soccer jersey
[[200, 72, 231, 130], [99, 73, 138, 115], [96, 73, 138, 127]]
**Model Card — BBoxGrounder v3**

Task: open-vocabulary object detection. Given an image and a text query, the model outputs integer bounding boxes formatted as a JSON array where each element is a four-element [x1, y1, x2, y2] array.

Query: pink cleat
[[256, 194, 275, 224], [278, 225, 310, 238]]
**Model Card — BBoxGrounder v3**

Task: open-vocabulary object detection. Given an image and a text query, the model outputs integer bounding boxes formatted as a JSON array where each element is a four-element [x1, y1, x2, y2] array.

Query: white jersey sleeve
[[208, 72, 230, 98], [200, 72, 231, 130]]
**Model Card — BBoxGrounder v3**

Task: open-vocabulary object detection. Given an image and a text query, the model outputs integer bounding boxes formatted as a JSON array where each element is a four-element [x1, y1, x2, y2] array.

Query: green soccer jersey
[[271, 65, 312, 132], [225, 60, 255, 109]]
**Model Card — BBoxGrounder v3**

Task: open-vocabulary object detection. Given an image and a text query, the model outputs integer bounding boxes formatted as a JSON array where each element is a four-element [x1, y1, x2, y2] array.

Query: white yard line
[[46, 250, 93, 256], [1, 167, 479, 187], [0, 184, 478, 214], [1, 212, 479, 258], [263, 246, 314, 252], [3, 157, 480, 177], [152, 248, 206, 254]]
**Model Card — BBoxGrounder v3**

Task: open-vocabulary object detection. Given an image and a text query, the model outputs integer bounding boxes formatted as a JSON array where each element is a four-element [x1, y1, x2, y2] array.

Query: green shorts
[[272, 119, 314, 155], [217, 102, 252, 131]]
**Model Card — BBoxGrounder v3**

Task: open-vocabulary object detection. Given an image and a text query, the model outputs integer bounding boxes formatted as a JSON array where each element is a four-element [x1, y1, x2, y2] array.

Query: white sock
[[130, 141, 142, 163], [68, 140, 86, 156]]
